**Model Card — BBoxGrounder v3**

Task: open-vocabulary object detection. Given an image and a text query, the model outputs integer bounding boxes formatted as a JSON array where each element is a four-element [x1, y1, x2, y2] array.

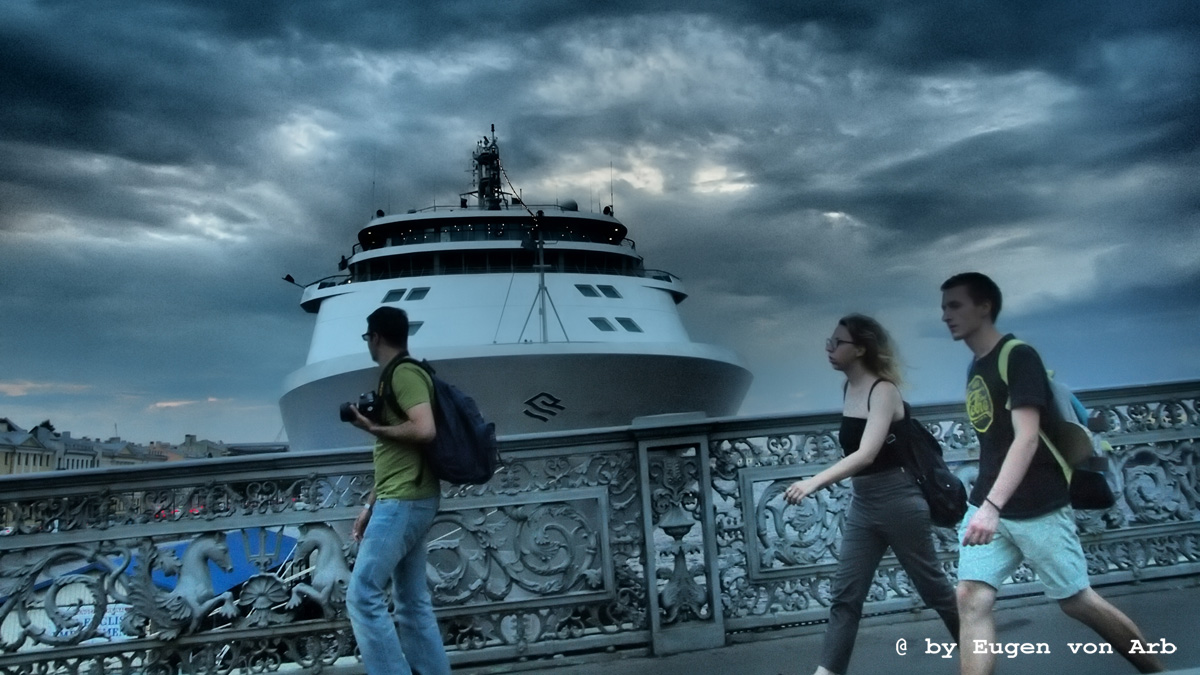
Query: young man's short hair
[[366, 307, 410, 348], [941, 272, 1003, 322]]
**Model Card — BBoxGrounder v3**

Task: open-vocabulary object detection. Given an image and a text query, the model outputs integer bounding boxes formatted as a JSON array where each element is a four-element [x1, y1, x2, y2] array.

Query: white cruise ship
[[280, 132, 752, 452]]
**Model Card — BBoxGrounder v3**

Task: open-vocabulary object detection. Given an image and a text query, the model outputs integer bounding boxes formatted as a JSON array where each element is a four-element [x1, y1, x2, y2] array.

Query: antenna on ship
[[371, 149, 378, 217], [609, 161, 614, 217], [488, 126, 568, 344]]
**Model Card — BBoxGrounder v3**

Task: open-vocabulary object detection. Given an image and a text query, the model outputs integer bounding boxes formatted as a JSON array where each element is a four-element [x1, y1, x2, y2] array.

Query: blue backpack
[[381, 358, 500, 485], [998, 339, 1116, 509]]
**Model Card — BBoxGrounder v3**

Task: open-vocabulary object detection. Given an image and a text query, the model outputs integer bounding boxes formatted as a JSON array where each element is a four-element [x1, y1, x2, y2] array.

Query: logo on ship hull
[[523, 392, 566, 422]]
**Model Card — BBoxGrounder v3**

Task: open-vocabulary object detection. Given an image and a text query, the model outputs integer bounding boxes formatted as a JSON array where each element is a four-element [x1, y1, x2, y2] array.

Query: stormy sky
[[2, 0, 1197, 445]]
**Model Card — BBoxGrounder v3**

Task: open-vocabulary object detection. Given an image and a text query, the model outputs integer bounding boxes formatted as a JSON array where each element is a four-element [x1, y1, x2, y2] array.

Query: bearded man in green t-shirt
[[344, 307, 449, 675]]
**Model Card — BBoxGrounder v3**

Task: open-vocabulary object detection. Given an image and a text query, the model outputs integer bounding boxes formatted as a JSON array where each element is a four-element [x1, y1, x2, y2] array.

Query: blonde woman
[[785, 314, 958, 675]]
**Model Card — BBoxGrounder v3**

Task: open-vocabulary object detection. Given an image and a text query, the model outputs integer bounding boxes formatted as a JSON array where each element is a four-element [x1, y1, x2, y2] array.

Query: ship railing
[[306, 274, 351, 289], [641, 268, 679, 283], [399, 202, 608, 216], [347, 265, 673, 281], [339, 265, 647, 283], [355, 230, 634, 249], [2, 380, 1197, 672]]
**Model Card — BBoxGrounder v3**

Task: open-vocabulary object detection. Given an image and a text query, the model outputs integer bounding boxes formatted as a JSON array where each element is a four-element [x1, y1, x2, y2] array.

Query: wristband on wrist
[[984, 497, 1001, 511]]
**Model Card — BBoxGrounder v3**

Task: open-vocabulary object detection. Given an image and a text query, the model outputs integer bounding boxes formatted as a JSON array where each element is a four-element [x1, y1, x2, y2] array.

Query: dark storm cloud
[[1, 0, 1197, 441], [196, 0, 1196, 83], [1, 6, 257, 166]]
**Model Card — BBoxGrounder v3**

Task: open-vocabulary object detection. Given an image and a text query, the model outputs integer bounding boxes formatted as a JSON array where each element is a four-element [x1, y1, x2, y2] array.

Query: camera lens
[[339, 402, 355, 422]]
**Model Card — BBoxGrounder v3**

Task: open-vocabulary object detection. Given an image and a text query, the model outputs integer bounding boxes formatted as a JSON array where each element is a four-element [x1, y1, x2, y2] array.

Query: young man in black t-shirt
[[940, 272, 1163, 675]]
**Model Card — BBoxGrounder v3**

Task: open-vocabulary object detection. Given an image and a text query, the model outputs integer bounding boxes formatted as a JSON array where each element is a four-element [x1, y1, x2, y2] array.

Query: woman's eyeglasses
[[825, 338, 856, 351]]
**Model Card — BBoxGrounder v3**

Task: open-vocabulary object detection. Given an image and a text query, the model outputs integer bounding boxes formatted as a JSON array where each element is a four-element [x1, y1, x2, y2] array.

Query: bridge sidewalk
[[461, 576, 1200, 675]]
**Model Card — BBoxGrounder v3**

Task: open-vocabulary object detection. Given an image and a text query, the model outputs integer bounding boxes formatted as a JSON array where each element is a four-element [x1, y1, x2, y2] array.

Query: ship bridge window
[[407, 287, 430, 301], [616, 317, 643, 332], [382, 289, 408, 303], [597, 285, 622, 298], [409, 321, 423, 336], [589, 317, 616, 332], [351, 248, 643, 284]]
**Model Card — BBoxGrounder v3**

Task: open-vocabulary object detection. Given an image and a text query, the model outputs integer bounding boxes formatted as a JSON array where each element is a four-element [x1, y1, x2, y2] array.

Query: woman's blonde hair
[[838, 313, 904, 387]]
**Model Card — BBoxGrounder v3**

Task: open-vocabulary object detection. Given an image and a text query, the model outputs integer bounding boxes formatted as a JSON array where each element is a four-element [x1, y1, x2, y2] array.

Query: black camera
[[339, 391, 381, 423]]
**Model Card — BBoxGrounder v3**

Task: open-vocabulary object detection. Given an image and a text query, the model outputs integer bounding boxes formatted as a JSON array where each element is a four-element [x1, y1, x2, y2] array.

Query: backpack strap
[[377, 354, 408, 419], [996, 338, 1024, 398], [380, 356, 436, 413], [866, 378, 887, 412], [996, 338, 1073, 481], [380, 355, 438, 485], [844, 379, 888, 412]]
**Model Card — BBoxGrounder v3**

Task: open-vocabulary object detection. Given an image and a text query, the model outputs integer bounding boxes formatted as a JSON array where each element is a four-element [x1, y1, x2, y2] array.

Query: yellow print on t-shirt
[[967, 375, 993, 433]]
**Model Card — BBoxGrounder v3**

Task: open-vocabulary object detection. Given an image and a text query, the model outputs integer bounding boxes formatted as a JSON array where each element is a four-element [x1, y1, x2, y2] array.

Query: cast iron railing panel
[[0, 381, 1195, 673]]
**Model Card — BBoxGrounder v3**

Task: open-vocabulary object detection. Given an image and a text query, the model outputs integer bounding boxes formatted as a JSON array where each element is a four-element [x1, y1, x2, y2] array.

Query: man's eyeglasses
[[825, 338, 856, 351]]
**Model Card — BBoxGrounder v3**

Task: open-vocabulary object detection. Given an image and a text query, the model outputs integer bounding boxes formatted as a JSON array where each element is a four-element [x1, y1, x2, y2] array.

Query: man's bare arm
[[961, 405, 1040, 545]]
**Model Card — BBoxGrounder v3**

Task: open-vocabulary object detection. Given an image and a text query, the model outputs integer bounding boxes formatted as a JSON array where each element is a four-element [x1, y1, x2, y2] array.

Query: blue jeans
[[347, 497, 449, 675]]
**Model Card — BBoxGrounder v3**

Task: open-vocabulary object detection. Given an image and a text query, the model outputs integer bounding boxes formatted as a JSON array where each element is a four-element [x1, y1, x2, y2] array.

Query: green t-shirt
[[372, 361, 439, 500]]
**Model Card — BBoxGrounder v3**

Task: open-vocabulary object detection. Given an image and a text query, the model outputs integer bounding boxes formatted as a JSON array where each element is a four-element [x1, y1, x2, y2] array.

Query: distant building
[[147, 440, 188, 462], [46, 430, 100, 471], [94, 438, 167, 467], [0, 421, 57, 475], [0, 419, 169, 474], [0, 420, 270, 474], [177, 434, 229, 459]]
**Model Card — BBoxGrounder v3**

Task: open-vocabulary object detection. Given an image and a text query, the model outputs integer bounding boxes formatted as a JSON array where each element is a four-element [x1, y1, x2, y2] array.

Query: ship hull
[[280, 342, 751, 452]]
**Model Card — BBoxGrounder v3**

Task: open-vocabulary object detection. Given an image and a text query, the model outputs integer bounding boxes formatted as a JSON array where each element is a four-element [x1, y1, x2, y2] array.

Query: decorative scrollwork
[[427, 500, 604, 607], [647, 451, 711, 625], [1093, 398, 1199, 436], [943, 420, 978, 452], [755, 479, 848, 569], [711, 430, 842, 475], [1121, 444, 1199, 524], [0, 383, 1196, 673], [0, 542, 132, 651]]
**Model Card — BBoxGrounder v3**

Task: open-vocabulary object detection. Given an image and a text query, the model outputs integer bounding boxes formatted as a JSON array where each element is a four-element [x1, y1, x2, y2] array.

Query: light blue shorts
[[956, 503, 1090, 599]]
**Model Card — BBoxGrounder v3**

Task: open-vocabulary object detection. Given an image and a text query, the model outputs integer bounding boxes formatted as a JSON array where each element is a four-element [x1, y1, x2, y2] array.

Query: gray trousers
[[821, 467, 960, 674]]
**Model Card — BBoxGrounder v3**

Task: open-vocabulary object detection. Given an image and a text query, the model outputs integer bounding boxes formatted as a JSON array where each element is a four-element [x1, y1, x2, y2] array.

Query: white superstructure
[[280, 132, 751, 452]]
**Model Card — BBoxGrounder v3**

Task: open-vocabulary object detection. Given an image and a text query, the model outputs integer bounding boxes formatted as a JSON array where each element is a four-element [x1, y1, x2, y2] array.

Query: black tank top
[[839, 380, 907, 475]]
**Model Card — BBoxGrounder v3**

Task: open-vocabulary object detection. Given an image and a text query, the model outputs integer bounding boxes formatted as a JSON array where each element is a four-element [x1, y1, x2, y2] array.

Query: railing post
[[635, 414, 725, 655]]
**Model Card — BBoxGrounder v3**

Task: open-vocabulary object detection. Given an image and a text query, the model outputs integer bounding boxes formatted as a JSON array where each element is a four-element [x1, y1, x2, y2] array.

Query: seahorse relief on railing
[[284, 523, 351, 617], [120, 534, 238, 639]]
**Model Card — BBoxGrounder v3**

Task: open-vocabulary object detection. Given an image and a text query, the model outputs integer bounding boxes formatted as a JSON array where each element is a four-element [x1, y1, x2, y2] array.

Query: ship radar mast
[[465, 125, 508, 210]]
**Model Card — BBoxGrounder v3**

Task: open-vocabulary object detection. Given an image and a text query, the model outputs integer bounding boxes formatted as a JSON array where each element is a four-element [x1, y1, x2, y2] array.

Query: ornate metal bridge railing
[[1, 381, 1197, 673]]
